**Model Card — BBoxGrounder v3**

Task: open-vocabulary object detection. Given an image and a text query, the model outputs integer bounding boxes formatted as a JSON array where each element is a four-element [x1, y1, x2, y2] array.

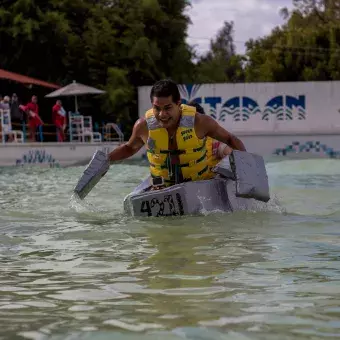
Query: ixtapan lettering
[[182, 95, 306, 122]]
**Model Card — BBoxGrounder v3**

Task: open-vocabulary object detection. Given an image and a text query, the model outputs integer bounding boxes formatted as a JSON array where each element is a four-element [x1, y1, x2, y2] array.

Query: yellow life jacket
[[206, 136, 220, 169], [145, 104, 215, 186]]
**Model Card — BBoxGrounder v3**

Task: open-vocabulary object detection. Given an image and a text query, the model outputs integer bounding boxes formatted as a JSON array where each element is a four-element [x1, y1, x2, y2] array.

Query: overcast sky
[[185, 0, 294, 55]]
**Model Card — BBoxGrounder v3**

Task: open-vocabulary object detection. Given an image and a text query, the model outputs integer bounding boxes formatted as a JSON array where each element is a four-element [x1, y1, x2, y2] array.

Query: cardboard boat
[[73, 150, 270, 217]]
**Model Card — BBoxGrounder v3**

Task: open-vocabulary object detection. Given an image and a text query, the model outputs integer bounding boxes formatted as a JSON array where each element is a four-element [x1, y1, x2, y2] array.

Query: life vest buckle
[[151, 176, 165, 188]]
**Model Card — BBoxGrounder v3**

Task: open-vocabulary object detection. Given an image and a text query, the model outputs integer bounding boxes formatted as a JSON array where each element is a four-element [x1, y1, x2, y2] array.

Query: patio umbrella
[[45, 80, 106, 112]]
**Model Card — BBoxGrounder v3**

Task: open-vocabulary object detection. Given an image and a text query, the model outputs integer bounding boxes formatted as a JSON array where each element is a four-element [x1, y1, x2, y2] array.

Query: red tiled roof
[[0, 68, 60, 89]]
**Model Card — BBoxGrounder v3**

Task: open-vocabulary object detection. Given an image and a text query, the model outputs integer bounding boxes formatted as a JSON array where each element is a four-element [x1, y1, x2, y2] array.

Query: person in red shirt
[[20, 95, 43, 142], [52, 100, 67, 142]]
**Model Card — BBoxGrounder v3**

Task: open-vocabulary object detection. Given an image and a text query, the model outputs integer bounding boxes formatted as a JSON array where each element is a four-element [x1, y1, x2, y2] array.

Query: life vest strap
[[146, 144, 206, 156], [163, 165, 209, 184], [147, 148, 184, 155], [197, 165, 209, 176], [149, 151, 207, 170], [177, 151, 207, 168]]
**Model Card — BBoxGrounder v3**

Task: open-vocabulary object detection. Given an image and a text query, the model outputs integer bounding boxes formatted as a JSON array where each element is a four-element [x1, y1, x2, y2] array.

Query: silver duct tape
[[73, 150, 110, 199], [212, 156, 235, 180], [230, 150, 270, 203], [123, 151, 271, 217]]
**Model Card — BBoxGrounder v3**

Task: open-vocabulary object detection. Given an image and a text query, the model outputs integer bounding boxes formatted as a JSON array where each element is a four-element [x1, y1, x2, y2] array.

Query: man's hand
[[108, 118, 147, 163], [196, 114, 246, 151]]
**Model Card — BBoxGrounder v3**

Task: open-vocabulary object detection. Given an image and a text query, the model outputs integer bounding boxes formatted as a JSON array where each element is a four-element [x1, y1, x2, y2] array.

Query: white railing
[[1, 109, 123, 144], [0, 109, 24, 144], [68, 112, 102, 143], [103, 123, 124, 143]]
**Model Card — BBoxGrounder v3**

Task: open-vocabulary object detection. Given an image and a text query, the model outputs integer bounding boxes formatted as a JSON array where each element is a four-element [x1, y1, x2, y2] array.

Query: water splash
[[70, 193, 93, 212]]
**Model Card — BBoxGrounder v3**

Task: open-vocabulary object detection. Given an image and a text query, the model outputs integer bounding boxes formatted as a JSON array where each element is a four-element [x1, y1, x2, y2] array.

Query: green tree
[[194, 21, 245, 83], [244, 0, 340, 82], [0, 0, 195, 131], [100, 67, 134, 130]]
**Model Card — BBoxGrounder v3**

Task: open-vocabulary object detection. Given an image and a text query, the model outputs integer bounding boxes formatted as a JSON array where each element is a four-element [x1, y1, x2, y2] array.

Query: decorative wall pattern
[[16, 149, 60, 167], [273, 141, 340, 158]]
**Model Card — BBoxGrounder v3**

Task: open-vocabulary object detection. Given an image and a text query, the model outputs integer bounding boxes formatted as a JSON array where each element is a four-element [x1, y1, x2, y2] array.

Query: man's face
[[32, 96, 37, 103], [152, 96, 181, 129]]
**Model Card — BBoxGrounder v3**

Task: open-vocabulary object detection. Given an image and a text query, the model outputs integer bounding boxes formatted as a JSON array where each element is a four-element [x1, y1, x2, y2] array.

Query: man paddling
[[107, 79, 246, 189]]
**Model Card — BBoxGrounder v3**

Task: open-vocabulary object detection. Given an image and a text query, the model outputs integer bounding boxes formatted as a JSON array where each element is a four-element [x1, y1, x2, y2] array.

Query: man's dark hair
[[187, 100, 205, 114], [150, 79, 181, 103]]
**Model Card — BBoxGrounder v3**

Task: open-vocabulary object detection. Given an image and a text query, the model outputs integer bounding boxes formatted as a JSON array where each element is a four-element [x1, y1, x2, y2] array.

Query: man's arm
[[108, 118, 146, 164], [196, 114, 246, 151]]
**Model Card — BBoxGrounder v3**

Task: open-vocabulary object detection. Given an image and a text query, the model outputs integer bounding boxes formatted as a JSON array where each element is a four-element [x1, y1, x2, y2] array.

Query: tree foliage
[[244, 0, 340, 82], [194, 0, 340, 84], [194, 21, 245, 83], [0, 0, 194, 130]]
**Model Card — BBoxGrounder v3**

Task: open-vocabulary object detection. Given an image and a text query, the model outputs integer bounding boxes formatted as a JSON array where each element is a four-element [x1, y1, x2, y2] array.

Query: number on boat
[[140, 200, 152, 216], [139, 194, 185, 217]]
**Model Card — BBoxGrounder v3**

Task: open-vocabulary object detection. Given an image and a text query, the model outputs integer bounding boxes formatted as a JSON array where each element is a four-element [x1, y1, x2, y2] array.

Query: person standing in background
[[22, 95, 44, 142], [10, 93, 23, 131], [52, 99, 67, 142]]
